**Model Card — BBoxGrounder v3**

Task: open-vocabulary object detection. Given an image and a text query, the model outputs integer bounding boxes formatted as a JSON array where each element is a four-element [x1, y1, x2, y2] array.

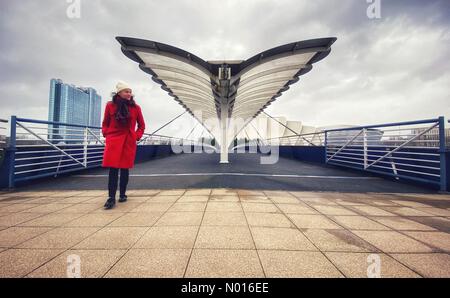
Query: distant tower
[[48, 79, 102, 143]]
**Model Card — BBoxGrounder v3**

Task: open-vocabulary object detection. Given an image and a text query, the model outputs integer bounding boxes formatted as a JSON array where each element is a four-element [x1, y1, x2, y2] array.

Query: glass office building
[[48, 78, 102, 144]]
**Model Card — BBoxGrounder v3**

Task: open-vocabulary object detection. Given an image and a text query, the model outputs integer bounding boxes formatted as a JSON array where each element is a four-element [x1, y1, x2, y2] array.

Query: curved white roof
[[116, 36, 336, 146]]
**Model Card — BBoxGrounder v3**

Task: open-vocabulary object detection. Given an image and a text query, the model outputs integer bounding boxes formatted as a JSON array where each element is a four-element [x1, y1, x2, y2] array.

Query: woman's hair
[[112, 93, 136, 125], [112, 93, 136, 106]]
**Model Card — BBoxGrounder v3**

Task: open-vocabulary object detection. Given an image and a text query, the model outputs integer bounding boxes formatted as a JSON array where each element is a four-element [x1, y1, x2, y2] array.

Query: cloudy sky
[[0, 0, 449, 138]]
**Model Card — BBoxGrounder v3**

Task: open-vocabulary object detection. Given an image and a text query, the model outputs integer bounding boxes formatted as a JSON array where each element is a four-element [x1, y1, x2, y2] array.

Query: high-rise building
[[48, 78, 101, 143]]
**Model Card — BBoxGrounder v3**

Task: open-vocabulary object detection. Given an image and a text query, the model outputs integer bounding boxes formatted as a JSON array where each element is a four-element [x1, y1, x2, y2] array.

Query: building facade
[[48, 79, 102, 143]]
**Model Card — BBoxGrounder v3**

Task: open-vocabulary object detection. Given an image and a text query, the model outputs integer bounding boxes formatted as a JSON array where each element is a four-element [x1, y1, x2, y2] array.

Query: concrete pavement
[[0, 188, 449, 277]]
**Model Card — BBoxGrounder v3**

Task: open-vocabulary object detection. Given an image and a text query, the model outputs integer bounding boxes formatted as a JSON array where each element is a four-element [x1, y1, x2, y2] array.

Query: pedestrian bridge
[[0, 116, 448, 193], [2, 152, 441, 194]]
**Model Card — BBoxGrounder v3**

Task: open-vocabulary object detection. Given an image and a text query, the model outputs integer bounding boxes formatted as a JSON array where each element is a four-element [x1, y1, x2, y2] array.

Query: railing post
[[363, 128, 368, 169], [7, 116, 17, 188], [324, 130, 328, 164], [83, 127, 88, 167], [438, 116, 447, 192]]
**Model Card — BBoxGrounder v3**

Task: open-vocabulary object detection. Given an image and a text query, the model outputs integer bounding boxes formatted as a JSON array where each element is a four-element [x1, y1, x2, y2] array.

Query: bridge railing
[[0, 119, 7, 149], [324, 117, 447, 191], [138, 133, 196, 146], [264, 131, 326, 146], [3, 116, 216, 188], [230, 131, 325, 152], [5, 116, 105, 187]]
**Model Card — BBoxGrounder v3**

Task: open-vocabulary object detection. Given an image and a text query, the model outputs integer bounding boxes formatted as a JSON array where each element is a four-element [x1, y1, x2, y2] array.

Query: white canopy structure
[[116, 36, 336, 163]]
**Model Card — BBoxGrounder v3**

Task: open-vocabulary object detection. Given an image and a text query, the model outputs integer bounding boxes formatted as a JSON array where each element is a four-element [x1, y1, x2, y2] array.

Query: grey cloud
[[0, 0, 448, 137]]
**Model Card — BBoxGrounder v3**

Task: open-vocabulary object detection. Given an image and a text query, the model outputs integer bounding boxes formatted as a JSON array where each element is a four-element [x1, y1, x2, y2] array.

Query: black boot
[[104, 197, 116, 209], [118, 195, 128, 203]]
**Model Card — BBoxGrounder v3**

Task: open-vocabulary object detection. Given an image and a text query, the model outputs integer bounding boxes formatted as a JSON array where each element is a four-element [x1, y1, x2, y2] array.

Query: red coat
[[101, 100, 145, 168]]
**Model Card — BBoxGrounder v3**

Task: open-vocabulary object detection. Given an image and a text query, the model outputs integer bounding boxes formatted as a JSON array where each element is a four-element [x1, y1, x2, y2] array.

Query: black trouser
[[108, 168, 129, 198]]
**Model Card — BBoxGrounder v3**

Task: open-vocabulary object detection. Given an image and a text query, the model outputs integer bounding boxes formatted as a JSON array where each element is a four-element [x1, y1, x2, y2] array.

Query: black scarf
[[114, 95, 134, 125]]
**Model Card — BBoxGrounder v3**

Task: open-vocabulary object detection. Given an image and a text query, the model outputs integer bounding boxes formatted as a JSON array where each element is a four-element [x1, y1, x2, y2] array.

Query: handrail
[[325, 116, 447, 191], [324, 118, 440, 133], [16, 117, 102, 129]]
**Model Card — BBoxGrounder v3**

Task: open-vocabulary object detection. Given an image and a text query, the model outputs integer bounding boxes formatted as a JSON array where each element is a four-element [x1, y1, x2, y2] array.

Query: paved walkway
[[0, 188, 449, 277]]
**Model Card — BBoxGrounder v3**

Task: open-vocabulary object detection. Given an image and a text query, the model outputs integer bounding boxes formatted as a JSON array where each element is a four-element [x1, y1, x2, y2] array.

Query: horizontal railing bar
[[15, 134, 101, 139], [368, 164, 441, 177], [19, 139, 87, 142], [327, 157, 364, 166], [327, 139, 440, 143], [16, 130, 89, 135], [370, 160, 440, 171], [15, 147, 104, 154], [327, 145, 440, 150], [374, 127, 440, 133], [86, 154, 103, 159], [326, 151, 440, 163], [16, 151, 104, 161], [326, 147, 440, 155], [15, 162, 86, 175], [328, 155, 441, 176], [14, 164, 101, 182], [326, 148, 440, 156], [86, 159, 103, 164], [324, 118, 439, 133], [326, 155, 439, 170], [15, 158, 85, 168], [326, 137, 440, 141], [16, 117, 101, 129], [15, 144, 107, 147], [327, 153, 439, 165], [16, 126, 88, 132], [327, 154, 368, 163], [327, 161, 441, 184]]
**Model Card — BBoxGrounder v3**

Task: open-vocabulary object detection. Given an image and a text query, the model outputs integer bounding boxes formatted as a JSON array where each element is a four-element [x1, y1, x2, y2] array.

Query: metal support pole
[[249, 121, 266, 147], [363, 128, 368, 169], [220, 102, 229, 163], [148, 111, 187, 136], [83, 127, 88, 167], [438, 116, 447, 192], [324, 130, 328, 164], [7, 116, 17, 188], [262, 111, 315, 146], [185, 121, 199, 140]]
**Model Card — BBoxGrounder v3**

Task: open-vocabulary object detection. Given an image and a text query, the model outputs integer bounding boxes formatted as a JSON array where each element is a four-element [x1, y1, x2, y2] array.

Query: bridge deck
[[13, 153, 439, 193]]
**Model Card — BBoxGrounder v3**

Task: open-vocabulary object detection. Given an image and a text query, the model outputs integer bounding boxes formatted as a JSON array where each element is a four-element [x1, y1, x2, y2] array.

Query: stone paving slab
[[325, 252, 420, 278], [0, 188, 449, 277], [104, 249, 191, 278], [185, 249, 264, 278]]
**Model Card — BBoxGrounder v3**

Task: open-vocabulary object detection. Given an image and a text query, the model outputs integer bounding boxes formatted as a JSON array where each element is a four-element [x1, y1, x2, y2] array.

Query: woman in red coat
[[102, 81, 145, 209]]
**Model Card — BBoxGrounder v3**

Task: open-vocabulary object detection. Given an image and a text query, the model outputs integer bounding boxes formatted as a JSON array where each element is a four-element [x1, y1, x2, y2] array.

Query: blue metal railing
[[3, 116, 212, 188], [7, 116, 105, 187], [0, 119, 7, 179], [324, 117, 447, 191], [0, 118, 7, 147]]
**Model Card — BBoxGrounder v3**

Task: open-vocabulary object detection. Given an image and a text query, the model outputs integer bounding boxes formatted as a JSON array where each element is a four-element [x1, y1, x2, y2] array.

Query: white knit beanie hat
[[116, 81, 132, 93]]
